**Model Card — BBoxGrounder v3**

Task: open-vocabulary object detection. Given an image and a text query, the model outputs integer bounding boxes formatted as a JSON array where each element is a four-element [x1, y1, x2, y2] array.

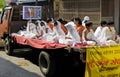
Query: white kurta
[[96, 26, 117, 45], [26, 21, 43, 38], [41, 21, 65, 43], [52, 21, 66, 42], [106, 27, 116, 40], [82, 29, 96, 45], [83, 29, 95, 42], [94, 26, 103, 39], [41, 21, 53, 33], [37, 21, 56, 41], [65, 21, 81, 46], [97, 27, 108, 44]]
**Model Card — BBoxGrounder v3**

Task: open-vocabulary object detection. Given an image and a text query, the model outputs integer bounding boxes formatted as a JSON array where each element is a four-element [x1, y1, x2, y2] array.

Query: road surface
[[0, 50, 44, 77]]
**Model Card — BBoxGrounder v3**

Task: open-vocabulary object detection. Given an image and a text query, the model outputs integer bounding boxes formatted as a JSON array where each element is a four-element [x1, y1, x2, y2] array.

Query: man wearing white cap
[[82, 16, 90, 27]]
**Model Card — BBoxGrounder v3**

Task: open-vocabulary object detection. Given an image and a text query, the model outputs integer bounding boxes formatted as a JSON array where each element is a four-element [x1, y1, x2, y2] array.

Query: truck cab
[[0, 0, 54, 39], [0, 6, 12, 38], [0, 0, 54, 55]]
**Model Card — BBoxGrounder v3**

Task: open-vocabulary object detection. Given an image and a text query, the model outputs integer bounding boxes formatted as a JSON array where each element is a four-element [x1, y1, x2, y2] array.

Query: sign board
[[23, 6, 42, 20], [85, 45, 120, 77]]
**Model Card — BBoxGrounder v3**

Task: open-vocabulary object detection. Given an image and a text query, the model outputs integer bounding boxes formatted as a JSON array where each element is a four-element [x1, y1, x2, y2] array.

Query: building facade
[[54, 0, 116, 30], [5, 0, 120, 34]]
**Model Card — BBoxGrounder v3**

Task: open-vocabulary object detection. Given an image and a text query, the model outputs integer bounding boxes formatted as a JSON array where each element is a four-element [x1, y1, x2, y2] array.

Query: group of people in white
[[14, 16, 120, 46]]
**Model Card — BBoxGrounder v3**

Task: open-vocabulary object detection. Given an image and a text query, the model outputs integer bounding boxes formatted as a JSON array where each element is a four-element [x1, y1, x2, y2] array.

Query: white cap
[[84, 16, 90, 21]]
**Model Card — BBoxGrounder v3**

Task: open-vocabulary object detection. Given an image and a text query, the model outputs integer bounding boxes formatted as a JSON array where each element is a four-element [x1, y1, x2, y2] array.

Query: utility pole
[[49, 0, 54, 18], [114, 0, 120, 34], [36, 0, 38, 5]]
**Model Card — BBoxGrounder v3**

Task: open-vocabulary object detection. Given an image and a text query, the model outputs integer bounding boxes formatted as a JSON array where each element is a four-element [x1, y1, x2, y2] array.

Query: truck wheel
[[4, 37, 13, 55], [39, 51, 56, 77]]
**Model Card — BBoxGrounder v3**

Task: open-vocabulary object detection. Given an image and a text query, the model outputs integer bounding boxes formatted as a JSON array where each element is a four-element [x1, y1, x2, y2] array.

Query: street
[[0, 38, 85, 77], [0, 47, 85, 77], [0, 48, 44, 77]]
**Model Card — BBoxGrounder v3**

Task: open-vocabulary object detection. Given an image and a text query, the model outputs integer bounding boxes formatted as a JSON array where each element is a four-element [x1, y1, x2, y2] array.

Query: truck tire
[[39, 51, 56, 77], [4, 37, 13, 55]]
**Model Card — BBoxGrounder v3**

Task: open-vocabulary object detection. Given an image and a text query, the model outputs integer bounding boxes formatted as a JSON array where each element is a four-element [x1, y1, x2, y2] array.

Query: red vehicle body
[[0, 1, 85, 77]]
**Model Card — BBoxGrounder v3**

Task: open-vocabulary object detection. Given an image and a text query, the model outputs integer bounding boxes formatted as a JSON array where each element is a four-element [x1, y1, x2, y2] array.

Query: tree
[[0, 0, 6, 12]]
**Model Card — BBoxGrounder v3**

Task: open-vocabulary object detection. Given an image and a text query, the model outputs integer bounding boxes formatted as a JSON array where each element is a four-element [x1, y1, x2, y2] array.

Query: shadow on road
[[0, 57, 41, 77], [13, 50, 39, 65], [4, 49, 85, 77]]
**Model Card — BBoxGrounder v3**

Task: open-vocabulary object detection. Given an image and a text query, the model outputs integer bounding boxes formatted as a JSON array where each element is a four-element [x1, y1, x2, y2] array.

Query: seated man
[[96, 21, 118, 46], [47, 18, 54, 32], [83, 22, 94, 41], [40, 20, 53, 34], [106, 21, 118, 41], [94, 21, 107, 40], [40, 21, 66, 43], [74, 17, 85, 42], [25, 20, 43, 38], [82, 22, 96, 45], [57, 18, 68, 35], [40, 21, 48, 34], [65, 19, 81, 46]]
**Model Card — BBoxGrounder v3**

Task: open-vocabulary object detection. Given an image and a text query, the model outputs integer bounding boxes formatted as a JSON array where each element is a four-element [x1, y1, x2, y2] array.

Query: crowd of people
[[15, 16, 120, 47]]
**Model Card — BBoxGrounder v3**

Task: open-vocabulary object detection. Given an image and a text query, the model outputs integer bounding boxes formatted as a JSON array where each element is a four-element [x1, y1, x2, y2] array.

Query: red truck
[[0, 1, 85, 77]]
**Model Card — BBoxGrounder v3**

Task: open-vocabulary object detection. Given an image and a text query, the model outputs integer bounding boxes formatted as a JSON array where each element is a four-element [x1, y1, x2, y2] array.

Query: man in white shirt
[[94, 21, 107, 39], [65, 20, 81, 46], [26, 20, 43, 38]]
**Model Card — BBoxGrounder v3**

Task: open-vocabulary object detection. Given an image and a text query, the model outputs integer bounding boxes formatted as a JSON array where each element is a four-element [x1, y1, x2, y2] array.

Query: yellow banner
[[85, 45, 120, 77]]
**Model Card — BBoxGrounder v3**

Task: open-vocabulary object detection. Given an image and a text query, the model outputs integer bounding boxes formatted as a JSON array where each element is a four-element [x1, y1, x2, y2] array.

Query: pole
[[100, 0, 102, 22], [36, 0, 38, 6], [49, 0, 54, 18], [114, 0, 120, 34]]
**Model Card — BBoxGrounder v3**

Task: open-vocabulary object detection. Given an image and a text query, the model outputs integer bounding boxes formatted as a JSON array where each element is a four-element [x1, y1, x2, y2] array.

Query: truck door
[[0, 7, 12, 38]]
